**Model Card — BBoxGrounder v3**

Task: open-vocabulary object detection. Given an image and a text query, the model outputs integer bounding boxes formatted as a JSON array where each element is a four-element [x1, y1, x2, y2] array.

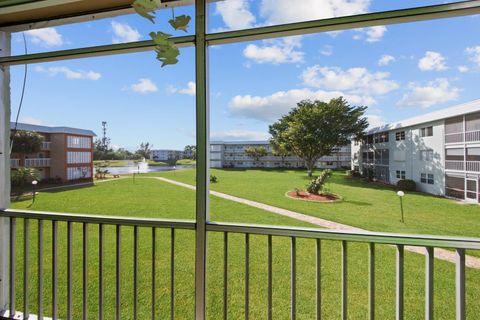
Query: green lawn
[[8, 176, 480, 319], [150, 169, 480, 239]]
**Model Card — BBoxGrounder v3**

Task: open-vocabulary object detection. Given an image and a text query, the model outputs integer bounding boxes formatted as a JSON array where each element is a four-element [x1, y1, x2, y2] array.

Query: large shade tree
[[11, 130, 44, 154], [269, 97, 368, 177]]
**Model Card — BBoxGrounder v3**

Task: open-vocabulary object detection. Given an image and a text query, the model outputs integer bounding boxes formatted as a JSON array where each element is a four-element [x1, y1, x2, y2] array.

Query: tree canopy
[[244, 146, 267, 162], [11, 130, 44, 154], [269, 97, 368, 176]]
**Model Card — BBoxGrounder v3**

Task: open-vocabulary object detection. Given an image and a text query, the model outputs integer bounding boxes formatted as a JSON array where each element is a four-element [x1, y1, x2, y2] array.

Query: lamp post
[[32, 180, 38, 203], [397, 190, 405, 223]]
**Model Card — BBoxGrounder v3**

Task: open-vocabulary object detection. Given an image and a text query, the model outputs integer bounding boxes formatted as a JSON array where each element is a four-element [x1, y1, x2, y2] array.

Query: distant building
[[352, 99, 480, 202], [150, 149, 184, 161], [210, 141, 351, 169], [10, 122, 96, 182]]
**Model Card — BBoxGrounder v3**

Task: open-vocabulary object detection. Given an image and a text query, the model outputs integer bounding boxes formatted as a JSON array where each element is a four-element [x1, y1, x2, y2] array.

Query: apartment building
[[352, 99, 480, 202], [211, 141, 351, 169], [150, 149, 184, 161], [10, 122, 96, 182]]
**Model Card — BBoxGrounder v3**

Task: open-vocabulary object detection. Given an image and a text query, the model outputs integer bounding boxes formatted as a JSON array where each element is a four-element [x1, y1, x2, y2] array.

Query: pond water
[[95, 161, 194, 175]]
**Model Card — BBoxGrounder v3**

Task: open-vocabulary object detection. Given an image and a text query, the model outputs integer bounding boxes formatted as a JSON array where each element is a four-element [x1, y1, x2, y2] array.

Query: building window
[[67, 136, 91, 149], [421, 173, 435, 184], [326, 161, 334, 166], [428, 174, 434, 184], [420, 126, 433, 137], [396, 170, 406, 179], [395, 131, 405, 141], [420, 150, 434, 161], [445, 148, 464, 161]]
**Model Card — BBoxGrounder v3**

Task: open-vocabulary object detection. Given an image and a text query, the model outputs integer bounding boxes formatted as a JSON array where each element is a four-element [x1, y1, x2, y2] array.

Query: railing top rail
[[1, 209, 196, 230], [207, 222, 480, 249]]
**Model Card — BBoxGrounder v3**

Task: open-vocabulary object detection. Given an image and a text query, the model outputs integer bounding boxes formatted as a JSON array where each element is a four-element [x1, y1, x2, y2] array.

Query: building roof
[[367, 99, 480, 134], [11, 122, 96, 136]]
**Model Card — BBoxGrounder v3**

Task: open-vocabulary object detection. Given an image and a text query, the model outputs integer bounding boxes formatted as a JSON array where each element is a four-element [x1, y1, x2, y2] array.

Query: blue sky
[[9, 0, 480, 151]]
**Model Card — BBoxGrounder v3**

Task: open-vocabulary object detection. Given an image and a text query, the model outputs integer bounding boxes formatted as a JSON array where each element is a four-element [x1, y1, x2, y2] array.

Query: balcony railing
[[1, 209, 479, 319], [10, 159, 20, 168], [445, 160, 464, 171], [445, 133, 464, 144], [41, 142, 51, 150], [24, 158, 51, 167], [465, 130, 480, 142]]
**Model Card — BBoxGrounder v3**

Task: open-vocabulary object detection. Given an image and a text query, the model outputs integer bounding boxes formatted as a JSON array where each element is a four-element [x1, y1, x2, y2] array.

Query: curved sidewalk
[[154, 176, 480, 269]]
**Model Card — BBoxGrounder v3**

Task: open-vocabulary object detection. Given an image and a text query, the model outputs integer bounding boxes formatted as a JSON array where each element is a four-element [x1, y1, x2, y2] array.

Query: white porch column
[[0, 31, 11, 312]]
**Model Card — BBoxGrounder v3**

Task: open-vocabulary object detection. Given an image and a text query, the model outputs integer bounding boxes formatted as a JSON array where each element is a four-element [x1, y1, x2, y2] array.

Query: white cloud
[[378, 54, 395, 66], [211, 130, 270, 141], [418, 51, 447, 71], [215, 0, 256, 30], [35, 66, 101, 80], [353, 26, 387, 43], [168, 81, 196, 96], [466, 46, 480, 66], [260, 0, 370, 25], [243, 37, 304, 64], [130, 78, 158, 94], [365, 26, 387, 42], [18, 116, 45, 126], [301, 65, 399, 95], [229, 88, 376, 122], [111, 21, 141, 43], [366, 114, 386, 129], [458, 65, 469, 73], [320, 45, 333, 56], [397, 78, 459, 108], [25, 27, 63, 47]]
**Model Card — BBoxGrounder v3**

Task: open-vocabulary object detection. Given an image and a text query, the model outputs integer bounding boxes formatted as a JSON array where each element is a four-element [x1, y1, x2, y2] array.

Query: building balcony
[[445, 160, 480, 172], [41, 141, 51, 150], [25, 158, 51, 167], [10, 159, 20, 168], [445, 130, 480, 144]]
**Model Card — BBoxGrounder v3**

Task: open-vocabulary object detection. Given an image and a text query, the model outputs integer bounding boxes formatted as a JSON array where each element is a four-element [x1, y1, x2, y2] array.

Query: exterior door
[[466, 178, 477, 202]]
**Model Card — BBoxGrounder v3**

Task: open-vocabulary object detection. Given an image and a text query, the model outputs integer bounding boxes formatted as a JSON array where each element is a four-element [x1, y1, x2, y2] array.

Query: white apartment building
[[211, 141, 351, 169], [352, 99, 480, 202], [150, 149, 184, 161]]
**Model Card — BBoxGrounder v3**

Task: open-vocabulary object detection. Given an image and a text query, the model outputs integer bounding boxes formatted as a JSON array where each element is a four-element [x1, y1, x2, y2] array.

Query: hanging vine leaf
[[168, 15, 191, 32], [150, 32, 180, 67], [132, 0, 158, 23]]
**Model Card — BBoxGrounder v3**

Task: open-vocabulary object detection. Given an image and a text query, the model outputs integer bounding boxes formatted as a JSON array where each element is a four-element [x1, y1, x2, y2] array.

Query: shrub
[[306, 169, 332, 195], [11, 167, 40, 188], [210, 174, 218, 183], [397, 179, 416, 192]]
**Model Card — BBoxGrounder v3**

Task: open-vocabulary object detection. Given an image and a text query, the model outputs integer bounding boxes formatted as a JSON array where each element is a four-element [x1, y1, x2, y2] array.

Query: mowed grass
[[9, 176, 480, 319], [150, 169, 480, 239]]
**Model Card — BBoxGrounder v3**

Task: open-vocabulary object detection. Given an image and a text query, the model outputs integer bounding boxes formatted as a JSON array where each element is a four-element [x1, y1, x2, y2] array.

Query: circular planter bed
[[286, 190, 340, 203]]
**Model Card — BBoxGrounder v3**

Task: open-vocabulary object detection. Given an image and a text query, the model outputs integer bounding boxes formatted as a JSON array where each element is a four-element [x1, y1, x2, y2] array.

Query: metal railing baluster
[[245, 233, 249, 320], [98, 224, 104, 320], [38, 219, 44, 319], [291, 237, 296, 320], [116, 225, 121, 320], [82, 223, 88, 320], [223, 232, 228, 320], [23, 219, 29, 319], [396, 245, 404, 320], [268, 235, 273, 320], [341, 241, 347, 320], [52, 220, 58, 320], [152, 228, 156, 320], [369, 243, 375, 320], [67, 221, 73, 320], [456, 249, 465, 320], [9, 217, 16, 318], [425, 247, 434, 320], [134, 226, 138, 319], [171, 228, 175, 320], [316, 239, 321, 320]]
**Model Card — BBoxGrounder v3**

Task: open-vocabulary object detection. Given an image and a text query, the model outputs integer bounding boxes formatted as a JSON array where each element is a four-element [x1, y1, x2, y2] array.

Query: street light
[[32, 180, 38, 203], [397, 190, 405, 223]]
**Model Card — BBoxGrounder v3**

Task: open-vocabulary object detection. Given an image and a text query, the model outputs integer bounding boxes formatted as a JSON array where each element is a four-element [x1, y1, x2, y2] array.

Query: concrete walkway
[[155, 177, 480, 269]]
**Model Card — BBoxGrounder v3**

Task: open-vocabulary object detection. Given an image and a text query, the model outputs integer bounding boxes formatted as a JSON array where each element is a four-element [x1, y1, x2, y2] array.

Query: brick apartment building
[[10, 122, 96, 182]]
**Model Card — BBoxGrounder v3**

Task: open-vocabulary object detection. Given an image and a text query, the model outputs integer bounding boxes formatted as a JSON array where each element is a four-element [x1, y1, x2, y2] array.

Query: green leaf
[[150, 32, 180, 67], [132, 0, 158, 23], [168, 15, 191, 32]]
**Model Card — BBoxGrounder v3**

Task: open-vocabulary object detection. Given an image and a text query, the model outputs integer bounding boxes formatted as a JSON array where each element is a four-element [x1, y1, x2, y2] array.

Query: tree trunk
[[306, 160, 315, 177]]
